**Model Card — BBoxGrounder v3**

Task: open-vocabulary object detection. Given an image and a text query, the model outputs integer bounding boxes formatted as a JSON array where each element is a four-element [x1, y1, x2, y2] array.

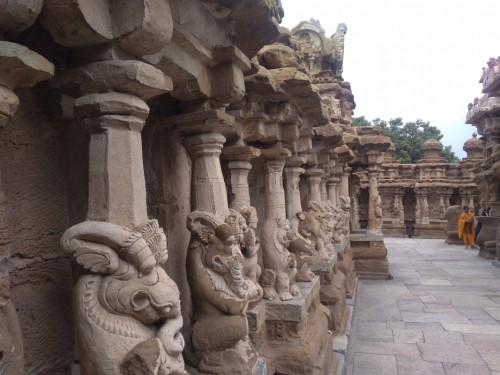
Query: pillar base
[[248, 277, 339, 375], [350, 233, 392, 279], [413, 222, 446, 239]]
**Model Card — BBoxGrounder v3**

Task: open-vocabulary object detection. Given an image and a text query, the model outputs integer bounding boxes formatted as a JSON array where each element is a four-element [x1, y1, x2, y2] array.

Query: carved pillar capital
[[0, 41, 54, 127]]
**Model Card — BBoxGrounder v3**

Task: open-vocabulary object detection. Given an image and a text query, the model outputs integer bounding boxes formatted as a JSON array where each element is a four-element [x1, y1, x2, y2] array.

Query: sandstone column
[[185, 133, 229, 219], [304, 168, 323, 203], [366, 167, 382, 235], [57, 60, 185, 375], [0, 41, 54, 375], [320, 173, 329, 202], [340, 166, 351, 198], [415, 194, 422, 224], [421, 193, 430, 225], [327, 177, 340, 206], [284, 156, 306, 219], [263, 148, 291, 220], [223, 145, 261, 211]]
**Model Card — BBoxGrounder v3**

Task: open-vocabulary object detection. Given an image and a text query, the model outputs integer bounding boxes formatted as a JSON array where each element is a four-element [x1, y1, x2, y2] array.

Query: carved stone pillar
[[421, 193, 430, 225], [327, 177, 340, 206], [0, 41, 54, 375], [57, 61, 185, 375], [223, 146, 261, 211], [396, 192, 405, 224], [284, 156, 306, 220], [439, 195, 446, 216], [366, 168, 382, 235], [304, 168, 323, 203], [184, 133, 229, 220], [263, 148, 291, 220], [340, 166, 351, 198], [320, 173, 328, 202], [260, 147, 300, 302]]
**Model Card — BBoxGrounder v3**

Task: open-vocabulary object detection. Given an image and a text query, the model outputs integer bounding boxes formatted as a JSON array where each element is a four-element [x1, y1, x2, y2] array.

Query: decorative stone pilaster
[[169, 110, 262, 374], [56, 59, 186, 375], [284, 156, 306, 220], [223, 145, 261, 211], [366, 168, 383, 235], [184, 133, 230, 220], [421, 193, 430, 225], [0, 40, 54, 375], [320, 173, 329, 202], [304, 168, 323, 203], [340, 166, 351, 198], [327, 177, 340, 206]]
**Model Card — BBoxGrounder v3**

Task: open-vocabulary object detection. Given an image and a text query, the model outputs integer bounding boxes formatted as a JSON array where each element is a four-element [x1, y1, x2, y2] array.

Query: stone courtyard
[[346, 238, 500, 375]]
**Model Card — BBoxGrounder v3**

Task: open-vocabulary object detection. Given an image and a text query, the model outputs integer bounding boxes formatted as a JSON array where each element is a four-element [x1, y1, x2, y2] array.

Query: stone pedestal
[[247, 277, 338, 375], [350, 232, 392, 279]]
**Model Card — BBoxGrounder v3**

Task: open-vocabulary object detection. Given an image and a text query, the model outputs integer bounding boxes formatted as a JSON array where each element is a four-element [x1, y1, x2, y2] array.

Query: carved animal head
[[187, 211, 243, 269], [296, 211, 323, 239], [240, 205, 258, 230], [61, 220, 180, 325], [226, 209, 246, 244]]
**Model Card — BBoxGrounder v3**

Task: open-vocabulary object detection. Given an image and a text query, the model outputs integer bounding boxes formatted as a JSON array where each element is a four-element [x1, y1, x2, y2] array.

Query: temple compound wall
[[0, 3, 392, 374], [352, 136, 483, 239], [466, 57, 500, 264]]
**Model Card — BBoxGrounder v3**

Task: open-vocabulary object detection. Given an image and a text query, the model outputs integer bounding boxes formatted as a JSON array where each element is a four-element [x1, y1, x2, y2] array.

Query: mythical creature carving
[[61, 220, 185, 375], [339, 196, 351, 234], [444, 205, 463, 243], [287, 217, 316, 282], [238, 206, 262, 284], [260, 217, 300, 301], [308, 201, 342, 247], [186, 211, 260, 374]]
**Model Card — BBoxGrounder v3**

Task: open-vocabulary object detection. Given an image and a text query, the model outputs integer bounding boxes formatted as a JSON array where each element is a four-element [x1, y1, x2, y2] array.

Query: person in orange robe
[[458, 206, 475, 249]]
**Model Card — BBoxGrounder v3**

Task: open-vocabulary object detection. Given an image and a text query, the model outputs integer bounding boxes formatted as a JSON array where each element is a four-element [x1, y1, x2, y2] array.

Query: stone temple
[[0, 1, 494, 375]]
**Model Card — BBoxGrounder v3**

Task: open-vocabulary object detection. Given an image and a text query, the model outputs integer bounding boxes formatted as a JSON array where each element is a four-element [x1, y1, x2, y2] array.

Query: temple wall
[[2, 90, 74, 374]]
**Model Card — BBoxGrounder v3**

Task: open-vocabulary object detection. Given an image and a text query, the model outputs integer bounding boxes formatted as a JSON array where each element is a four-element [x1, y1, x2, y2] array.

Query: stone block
[[265, 276, 320, 322]]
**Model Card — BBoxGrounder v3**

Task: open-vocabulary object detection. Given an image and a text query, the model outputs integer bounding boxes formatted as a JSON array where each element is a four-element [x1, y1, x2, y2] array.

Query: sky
[[280, 0, 500, 158]]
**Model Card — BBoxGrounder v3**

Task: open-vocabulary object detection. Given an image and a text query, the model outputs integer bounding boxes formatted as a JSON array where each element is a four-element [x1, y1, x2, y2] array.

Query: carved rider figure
[[186, 211, 260, 374]]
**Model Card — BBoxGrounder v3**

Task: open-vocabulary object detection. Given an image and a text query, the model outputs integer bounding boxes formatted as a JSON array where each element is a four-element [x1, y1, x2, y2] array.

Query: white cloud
[[280, 0, 499, 158]]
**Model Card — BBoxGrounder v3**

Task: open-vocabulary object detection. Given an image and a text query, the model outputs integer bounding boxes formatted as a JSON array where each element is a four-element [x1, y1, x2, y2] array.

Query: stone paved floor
[[345, 238, 500, 375]]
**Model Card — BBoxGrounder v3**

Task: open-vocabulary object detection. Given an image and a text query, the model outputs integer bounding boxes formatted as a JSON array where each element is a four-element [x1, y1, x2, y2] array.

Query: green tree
[[352, 116, 459, 164], [352, 116, 371, 127]]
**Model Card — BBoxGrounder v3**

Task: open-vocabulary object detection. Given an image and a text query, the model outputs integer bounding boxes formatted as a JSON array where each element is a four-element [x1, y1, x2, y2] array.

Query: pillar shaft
[[285, 166, 305, 219], [262, 148, 291, 220], [305, 168, 323, 203], [320, 174, 328, 202], [184, 132, 229, 220], [222, 145, 260, 211], [80, 100, 149, 227], [367, 169, 382, 234], [228, 160, 252, 210]]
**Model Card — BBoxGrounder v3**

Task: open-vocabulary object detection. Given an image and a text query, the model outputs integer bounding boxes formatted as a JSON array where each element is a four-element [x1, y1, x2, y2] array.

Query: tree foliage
[[353, 116, 460, 164]]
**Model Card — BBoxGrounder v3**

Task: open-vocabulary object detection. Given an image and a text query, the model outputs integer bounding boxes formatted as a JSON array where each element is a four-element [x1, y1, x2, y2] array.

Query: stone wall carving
[[186, 210, 260, 374], [261, 217, 300, 301], [61, 220, 185, 375]]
